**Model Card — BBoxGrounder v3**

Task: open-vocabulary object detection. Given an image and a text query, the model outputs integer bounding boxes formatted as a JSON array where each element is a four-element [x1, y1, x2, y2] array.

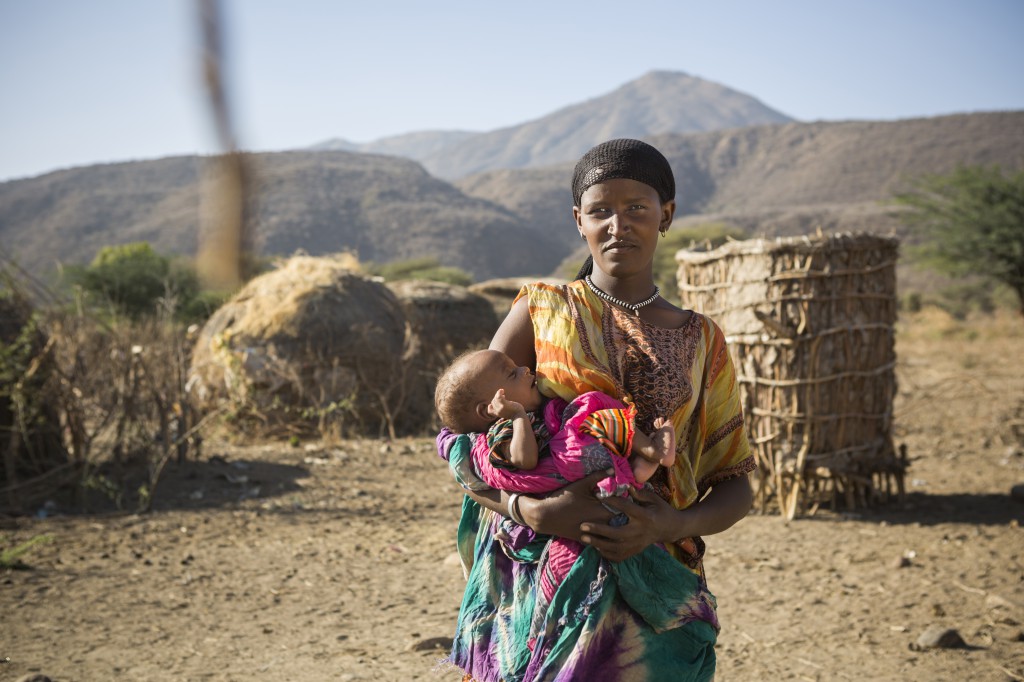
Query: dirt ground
[[3, 309, 1023, 682]]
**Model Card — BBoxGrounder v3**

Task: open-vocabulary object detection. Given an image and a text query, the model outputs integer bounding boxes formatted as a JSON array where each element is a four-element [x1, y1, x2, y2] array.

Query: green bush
[[64, 242, 229, 322], [894, 165, 1024, 316]]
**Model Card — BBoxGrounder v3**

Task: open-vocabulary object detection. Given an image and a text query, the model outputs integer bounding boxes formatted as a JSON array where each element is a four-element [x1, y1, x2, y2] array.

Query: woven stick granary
[[676, 233, 905, 519]]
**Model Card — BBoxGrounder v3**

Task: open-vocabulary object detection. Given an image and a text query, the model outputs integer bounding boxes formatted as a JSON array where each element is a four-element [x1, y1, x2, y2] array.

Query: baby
[[435, 349, 676, 600]]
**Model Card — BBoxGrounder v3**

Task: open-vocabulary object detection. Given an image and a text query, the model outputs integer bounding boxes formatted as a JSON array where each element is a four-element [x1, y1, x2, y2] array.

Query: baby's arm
[[629, 417, 676, 484], [488, 389, 539, 470]]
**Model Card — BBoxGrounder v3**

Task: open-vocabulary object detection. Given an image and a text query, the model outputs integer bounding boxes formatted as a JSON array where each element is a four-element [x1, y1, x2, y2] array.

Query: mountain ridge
[[1, 76, 1020, 285], [309, 71, 794, 179]]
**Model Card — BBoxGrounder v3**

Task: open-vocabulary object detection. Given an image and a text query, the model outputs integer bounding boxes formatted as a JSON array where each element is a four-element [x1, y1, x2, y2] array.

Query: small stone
[[410, 636, 453, 652], [16, 676, 54, 682], [891, 556, 912, 569], [911, 626, 967, 650], [985, 593, 1015, 611]]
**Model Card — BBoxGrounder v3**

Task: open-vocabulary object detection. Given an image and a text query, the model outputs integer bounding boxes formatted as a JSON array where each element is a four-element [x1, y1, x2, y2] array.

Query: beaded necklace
[[584, 275, 660, 315]]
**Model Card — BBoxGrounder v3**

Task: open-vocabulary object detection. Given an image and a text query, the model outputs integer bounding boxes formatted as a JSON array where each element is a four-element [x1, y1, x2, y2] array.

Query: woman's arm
[[462, 470, 617, 541], [579, 474, 753, 562], [490, 296, 535, 368]]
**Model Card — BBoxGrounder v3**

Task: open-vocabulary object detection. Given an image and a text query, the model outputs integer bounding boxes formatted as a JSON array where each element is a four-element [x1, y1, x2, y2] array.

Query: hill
[[458, 111, 1024, 250], [420, 71, 794, 179], [3, 112, 1021, 285], [0, 151, 566, 281], [310, 130, 477, 159], [309, 71, 793, 179]]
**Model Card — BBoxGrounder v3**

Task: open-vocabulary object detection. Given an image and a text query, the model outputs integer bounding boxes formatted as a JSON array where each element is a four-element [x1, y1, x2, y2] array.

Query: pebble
[[911, 626, 966, 650], [891, 556, 912, 569], [410, 636, 453, 652]]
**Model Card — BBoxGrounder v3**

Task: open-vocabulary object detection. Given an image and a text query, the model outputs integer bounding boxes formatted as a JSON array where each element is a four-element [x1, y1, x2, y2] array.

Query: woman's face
[[573, 178, 675, 280]]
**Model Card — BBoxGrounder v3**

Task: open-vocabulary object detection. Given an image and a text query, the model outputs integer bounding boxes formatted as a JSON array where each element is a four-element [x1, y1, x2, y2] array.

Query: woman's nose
[[607, 212, 629, 234]]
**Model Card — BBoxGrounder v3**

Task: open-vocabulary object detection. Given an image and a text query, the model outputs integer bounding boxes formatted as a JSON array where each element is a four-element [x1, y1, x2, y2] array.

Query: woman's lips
[[604, 241, 635, 252]]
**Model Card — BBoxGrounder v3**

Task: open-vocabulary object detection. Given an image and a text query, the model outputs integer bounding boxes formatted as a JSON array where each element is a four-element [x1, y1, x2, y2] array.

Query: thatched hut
[[469, 277, 569, 318], [386, 279, 499, 430], [188, 256, 421, 437], [676, 233, 904, 518], [386, 279, 498, 364]]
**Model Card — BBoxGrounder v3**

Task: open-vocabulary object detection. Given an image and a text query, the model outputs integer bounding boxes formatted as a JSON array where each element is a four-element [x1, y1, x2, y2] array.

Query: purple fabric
[[436, 428, 458, 461]]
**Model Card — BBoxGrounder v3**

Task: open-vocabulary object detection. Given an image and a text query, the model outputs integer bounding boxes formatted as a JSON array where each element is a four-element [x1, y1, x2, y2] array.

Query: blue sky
[[1, 0, 1022, 181]]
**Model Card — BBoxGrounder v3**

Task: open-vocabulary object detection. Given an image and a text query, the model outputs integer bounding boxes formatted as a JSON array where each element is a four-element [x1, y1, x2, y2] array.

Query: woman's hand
[[579, 486, 687, 562], [580, 475, 754, 562], [517, 470, 617, 541]]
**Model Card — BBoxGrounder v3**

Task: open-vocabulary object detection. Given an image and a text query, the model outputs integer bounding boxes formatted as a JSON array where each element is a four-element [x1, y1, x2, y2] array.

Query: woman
[[437, 139, 756, 681]]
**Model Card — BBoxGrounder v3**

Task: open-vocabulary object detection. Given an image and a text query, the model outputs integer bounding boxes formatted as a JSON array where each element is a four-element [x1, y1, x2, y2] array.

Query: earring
[[659, 228, 668, 238]]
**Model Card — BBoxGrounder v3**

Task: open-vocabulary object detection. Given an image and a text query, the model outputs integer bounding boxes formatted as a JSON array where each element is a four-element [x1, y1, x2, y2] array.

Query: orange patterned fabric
[[515, 280, 756, 569]]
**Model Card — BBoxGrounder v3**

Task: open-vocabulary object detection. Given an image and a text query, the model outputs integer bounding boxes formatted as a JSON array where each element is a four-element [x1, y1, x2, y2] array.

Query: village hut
[[676, 233, 904, 519], [188, 256, 423, 437], [386, 279, 498, 365], [469, 277, 569, 318], [386, 279, 499, 429]]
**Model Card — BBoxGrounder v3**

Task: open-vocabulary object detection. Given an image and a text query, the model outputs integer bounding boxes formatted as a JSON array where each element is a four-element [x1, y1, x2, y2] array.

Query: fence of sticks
[[676, 233, 906, 519]]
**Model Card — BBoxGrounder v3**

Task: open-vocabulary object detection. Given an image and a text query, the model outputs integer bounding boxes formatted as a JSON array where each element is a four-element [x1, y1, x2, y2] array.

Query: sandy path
[[3, 312, 1023, 681]]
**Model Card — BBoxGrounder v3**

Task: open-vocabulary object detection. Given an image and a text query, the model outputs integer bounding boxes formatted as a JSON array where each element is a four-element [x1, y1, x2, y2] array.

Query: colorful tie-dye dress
[[438, 281, 756, 682]]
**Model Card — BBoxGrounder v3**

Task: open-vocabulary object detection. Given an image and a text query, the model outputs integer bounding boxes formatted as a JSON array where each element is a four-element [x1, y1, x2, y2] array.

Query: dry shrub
[[1, 287, 67, 509], [1, 270, 201, 513]]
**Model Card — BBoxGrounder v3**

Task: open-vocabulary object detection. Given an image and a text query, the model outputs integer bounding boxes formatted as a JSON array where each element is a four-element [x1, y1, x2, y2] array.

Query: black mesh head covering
[[571, 138, 675, 206]]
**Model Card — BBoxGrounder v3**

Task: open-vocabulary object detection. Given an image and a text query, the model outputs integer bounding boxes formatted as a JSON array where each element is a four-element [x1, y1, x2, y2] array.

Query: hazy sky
[[1, 0, 1022, 181]]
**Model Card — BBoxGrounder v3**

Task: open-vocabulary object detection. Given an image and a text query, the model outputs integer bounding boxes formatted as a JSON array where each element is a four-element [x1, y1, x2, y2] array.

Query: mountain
[[457, 111, 1024, 248], [310, 130, 477, 159], [422, 71, 794, 179], [0, 151, 567, 281], [310, 71, 794, 179], [3, 112, 1020, 285]]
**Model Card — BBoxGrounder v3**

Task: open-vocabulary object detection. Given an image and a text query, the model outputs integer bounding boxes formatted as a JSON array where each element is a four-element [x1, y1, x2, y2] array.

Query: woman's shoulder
[[514, 279, 587, 312]]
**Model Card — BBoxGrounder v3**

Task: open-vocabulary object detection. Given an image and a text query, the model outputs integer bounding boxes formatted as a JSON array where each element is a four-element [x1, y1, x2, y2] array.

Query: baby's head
[[435, 349, 543, 434]]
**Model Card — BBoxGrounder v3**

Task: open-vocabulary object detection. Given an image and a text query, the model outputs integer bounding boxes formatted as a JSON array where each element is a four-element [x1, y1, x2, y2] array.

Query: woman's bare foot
[[651, 417, 676, 467]]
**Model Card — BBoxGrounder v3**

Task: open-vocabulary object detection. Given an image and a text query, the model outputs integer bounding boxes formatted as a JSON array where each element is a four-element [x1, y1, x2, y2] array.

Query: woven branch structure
[[676, 233, 906, 518]]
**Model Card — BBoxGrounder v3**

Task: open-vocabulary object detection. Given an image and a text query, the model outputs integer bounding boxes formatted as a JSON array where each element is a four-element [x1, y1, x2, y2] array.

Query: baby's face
[[473, 350, 543, 413]]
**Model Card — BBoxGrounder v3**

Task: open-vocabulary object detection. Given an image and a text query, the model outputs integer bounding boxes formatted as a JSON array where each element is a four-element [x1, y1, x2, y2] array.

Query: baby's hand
[[487, 389, 526, 420]]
